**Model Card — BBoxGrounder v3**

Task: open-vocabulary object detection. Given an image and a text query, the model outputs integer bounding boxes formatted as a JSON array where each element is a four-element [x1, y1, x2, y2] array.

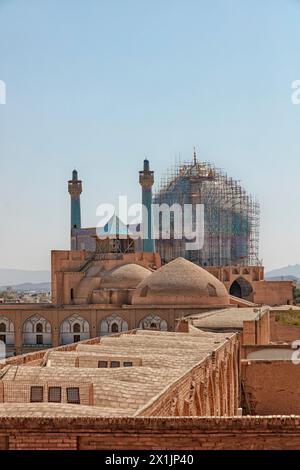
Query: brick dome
[[132, 257, 230, 305], [101, 263, 151, 289]]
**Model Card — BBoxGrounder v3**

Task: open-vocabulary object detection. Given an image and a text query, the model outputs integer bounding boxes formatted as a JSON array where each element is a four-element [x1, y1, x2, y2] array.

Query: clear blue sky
[[1, 0, 300, 271]]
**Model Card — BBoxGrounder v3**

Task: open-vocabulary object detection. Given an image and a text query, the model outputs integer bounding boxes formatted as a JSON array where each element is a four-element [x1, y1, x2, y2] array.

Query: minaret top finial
[[193, 147, 197, 165], [143, 158, 150, 171], [72, 169, 78, 181]]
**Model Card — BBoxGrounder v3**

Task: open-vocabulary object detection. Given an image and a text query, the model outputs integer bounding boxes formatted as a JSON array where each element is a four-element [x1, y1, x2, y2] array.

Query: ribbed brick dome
[[132, 257, 230, 305]]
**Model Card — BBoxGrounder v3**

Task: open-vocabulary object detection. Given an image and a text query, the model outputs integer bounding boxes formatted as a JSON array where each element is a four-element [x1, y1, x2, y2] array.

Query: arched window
[[139, 315, 168, 331], [140, 286, 149, 297], [36, 323, 43, 333], [207, 283, 217, 297], [99, 315, 128, 337], [73, 323, 81, 333], [0, 323, 6, 332]]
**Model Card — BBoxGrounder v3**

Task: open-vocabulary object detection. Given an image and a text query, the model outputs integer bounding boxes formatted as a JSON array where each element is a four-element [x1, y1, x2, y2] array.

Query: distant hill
[[266, 275, 299, 282], [0, 282, 51, 293], [266, 265, 300, 283], [0, 269, 50, 286]]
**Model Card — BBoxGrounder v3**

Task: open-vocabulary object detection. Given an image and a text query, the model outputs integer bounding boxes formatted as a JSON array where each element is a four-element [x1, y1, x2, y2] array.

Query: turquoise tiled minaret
[[139, 159, 155, 252], [68, 169, 82, 232]]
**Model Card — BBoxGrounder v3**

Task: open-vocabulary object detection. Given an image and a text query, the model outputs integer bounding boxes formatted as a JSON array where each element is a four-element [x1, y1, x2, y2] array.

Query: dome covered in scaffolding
[[153, 150, 260, 267]]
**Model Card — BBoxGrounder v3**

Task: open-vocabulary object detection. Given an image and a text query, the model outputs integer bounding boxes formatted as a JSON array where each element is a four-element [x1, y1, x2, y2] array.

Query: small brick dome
[[101, 263, 151, 289]]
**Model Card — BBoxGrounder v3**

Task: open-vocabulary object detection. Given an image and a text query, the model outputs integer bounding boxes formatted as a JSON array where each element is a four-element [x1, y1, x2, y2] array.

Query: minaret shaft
[[68, 170, 82, 249], [139, 159, 155, 253]]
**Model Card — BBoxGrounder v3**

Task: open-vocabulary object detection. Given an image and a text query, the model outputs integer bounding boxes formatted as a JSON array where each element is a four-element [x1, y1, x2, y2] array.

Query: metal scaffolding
[[153, 155, 260, 267]]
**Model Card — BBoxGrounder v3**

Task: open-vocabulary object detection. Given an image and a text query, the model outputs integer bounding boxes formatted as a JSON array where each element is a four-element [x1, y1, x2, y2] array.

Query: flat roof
[[270, 305, 300, 311], [186, 307, 266, 329]]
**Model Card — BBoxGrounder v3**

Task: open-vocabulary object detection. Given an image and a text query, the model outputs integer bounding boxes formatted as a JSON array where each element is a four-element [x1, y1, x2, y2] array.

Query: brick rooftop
[[0, 327, 235, 417], [187, 307, 267, 329]]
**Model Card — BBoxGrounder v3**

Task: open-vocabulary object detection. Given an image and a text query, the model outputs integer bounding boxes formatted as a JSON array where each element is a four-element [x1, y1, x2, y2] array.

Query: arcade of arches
[[0, 256, 294, 357], [0, 310, 171, 355]]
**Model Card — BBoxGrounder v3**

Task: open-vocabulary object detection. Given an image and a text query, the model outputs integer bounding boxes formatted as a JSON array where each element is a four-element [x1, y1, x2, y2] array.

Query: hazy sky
[[1, 0, 300, 272]]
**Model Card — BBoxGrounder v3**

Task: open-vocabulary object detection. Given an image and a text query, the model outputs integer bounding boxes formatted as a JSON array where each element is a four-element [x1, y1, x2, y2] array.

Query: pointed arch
[[138, 315, 168, 331], [60, 314, 90, 345], [99, 314, 128, 337], [22, 314, 52, 346], [0, 316, 15, 346], [229, 277, 253, 299]]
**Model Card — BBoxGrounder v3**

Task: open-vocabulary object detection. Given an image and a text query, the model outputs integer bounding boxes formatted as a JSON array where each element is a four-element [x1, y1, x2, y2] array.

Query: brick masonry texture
[[0, 328, 240, 417], [1, 321, 300, 450], [1, 416, 300, 450], [242, 360, 300, 415]]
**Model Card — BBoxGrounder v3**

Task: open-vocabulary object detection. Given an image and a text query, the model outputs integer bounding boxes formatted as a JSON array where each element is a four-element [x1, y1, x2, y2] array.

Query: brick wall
[[0, 435, 8, 450], [242, 360, 300, 415], [257, 310, 270, 344], [241, 311, 270, 346], [2, 416, 300, 450], [139, 336, 239, 417], [9, 435, 77, 450], [253, 281, 293, 306], [270, 311, 300, 343], [242, 321, 256, 345]]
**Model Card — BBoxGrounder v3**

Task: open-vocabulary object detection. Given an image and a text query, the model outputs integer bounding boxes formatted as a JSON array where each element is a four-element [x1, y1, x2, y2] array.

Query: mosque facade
[[0, 158, 293, 357]]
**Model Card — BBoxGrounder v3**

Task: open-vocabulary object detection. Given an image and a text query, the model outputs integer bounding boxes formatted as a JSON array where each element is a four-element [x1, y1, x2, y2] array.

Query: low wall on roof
[[270, 310, 300, 343], [0, 416, 300, 450]]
